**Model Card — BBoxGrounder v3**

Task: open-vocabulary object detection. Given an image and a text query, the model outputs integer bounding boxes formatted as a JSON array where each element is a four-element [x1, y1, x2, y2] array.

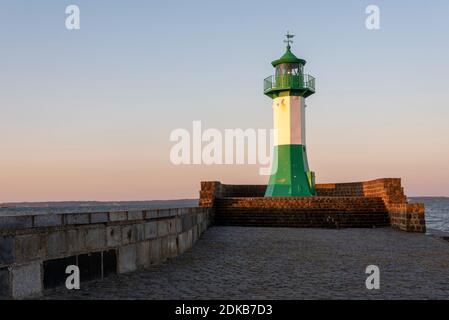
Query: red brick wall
[[315, 179, 425, 232], [316, 179, 407, 204], [214, 197, 389, 229], [198, 181, 221, 207], [216, 196, 386, 211], [199, 178, 426, 233]]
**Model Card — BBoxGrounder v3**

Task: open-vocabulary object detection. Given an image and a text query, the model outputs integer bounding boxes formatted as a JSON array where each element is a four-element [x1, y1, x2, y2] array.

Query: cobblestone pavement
[[43, 227, 449, 299]]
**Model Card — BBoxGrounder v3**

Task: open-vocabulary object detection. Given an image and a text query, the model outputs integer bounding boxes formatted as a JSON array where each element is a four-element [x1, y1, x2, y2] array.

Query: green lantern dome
[[271, 46, 306, 67], [263, 33, 315, 99]]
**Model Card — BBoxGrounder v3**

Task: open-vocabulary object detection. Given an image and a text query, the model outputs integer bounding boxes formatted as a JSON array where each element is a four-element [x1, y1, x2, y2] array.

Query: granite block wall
[[0, 207, 212, 299]]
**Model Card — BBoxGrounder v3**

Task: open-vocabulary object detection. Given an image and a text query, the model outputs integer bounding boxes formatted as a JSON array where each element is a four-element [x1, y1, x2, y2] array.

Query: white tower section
[[272, 96, 306, 147]]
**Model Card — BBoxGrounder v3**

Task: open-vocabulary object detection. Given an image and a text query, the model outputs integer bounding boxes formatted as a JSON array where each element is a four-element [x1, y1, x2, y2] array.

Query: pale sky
[[1, 0, 448, 202]]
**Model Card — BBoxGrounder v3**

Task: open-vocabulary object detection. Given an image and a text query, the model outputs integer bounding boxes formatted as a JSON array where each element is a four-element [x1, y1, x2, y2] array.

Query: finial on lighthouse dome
[[284, 31, 294, 49], [271, 31, 307, 67]]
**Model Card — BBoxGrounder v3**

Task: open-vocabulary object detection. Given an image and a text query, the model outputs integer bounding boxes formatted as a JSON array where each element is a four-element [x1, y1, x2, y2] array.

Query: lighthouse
[[264, 32, 316, 197]]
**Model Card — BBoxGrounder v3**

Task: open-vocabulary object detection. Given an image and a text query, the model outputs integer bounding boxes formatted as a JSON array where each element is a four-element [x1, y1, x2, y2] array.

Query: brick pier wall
[[316, 179, 425, 232], [199, 178, 425, 232], [213, 197, 389, 228], [0, 207, 212, 299]]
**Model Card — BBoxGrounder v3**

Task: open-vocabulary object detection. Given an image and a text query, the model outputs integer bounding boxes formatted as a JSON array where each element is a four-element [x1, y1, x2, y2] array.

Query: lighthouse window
[[275, 63, 302, 76]]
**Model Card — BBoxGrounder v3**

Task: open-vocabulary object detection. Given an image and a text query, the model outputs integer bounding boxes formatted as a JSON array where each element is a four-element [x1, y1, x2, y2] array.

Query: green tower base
[[265, 144, 316, 197]]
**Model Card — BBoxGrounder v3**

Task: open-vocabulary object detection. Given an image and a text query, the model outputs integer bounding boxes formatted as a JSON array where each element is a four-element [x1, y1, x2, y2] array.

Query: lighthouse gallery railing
[[263, 74, 315, 93]]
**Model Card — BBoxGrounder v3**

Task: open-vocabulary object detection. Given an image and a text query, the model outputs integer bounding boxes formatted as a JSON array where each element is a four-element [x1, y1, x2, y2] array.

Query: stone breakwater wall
[[0, 207, 212, 299], [199, 178, 425, 233]]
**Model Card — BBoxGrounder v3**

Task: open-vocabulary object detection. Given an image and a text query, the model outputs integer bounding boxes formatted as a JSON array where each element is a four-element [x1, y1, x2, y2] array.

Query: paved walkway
[[43, 227, 449, 299]]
